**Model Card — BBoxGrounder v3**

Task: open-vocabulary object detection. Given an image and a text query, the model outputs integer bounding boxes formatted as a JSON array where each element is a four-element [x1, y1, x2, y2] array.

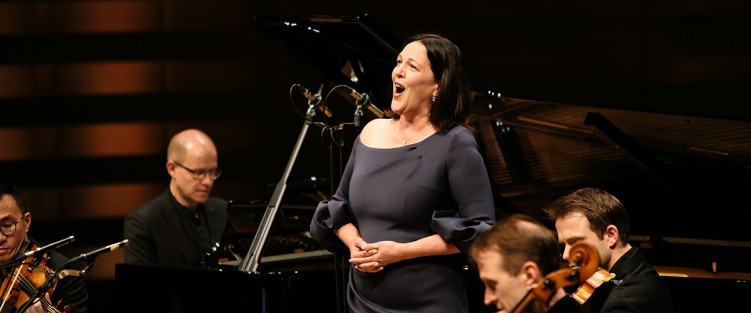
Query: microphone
[[3, 235, 75, 267], [295, 84, 322, 105], [295, 84, 332, 119], [347, 87, 384, 127], [69, 239, 129, 263]]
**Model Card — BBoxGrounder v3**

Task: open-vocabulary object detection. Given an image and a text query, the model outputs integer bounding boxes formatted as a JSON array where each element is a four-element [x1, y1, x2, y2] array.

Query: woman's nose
[[393, 64, 405, 77]]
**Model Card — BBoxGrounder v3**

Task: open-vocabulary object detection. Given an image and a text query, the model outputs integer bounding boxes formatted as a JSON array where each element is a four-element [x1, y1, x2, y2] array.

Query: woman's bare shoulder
[[359, 118, 393, 147]]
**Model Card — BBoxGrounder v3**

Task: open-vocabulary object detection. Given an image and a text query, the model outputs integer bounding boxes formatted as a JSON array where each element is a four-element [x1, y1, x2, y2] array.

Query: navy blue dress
[[310, 125, 496, 313]]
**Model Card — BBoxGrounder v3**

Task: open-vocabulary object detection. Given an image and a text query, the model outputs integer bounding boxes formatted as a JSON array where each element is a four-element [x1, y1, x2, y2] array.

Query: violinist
[[469, 214, 584, 313], [0, 180, 88, 313], [543, 187, 674, 313]]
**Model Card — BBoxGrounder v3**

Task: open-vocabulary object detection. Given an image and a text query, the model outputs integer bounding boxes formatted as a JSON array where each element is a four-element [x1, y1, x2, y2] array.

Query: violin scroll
[[530, 241, 599, 303], [511, 241, 600, 313]]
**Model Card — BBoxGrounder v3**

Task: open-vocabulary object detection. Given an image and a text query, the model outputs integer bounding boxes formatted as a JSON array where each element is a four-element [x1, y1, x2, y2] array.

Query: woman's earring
[[431, 95, 436, 103]]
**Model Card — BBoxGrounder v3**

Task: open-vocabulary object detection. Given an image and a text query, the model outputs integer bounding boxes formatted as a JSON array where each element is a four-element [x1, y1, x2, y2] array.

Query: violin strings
[[2, 263, 61, 313], [17, 270, 61, 312], [0, 265, 24, 312]]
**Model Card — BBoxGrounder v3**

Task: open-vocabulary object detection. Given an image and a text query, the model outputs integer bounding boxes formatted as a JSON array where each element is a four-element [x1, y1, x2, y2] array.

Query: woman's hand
[[347, 238, 380, 273], [350, 240, 406, 272], [335, 224, 383, 273], [350, 234, 459, 273]]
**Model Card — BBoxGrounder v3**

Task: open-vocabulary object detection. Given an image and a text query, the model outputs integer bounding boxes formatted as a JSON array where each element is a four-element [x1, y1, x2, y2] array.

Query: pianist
[[123, 128, 228, 269]]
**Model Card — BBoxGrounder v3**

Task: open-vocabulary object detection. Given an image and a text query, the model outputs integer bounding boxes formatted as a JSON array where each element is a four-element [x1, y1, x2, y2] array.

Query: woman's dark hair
[[387, 33, 472, 133]]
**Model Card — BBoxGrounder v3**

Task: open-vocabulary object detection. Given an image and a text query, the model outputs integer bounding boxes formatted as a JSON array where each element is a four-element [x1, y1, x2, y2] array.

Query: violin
[[571, 267, 615, 304], [511, 241, 600, 313], [0, 245, 70, 313]]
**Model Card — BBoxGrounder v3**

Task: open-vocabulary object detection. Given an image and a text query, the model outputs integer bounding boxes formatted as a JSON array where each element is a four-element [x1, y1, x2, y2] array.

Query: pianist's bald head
[[167, 129, 217, 163]]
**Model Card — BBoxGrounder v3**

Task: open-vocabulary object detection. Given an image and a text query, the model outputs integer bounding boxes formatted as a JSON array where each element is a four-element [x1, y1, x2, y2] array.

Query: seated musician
[[123, 129, 228, 269], [0, 180, 88, 313], [543, 187, 675, 313], [469, 214, 584, 313]]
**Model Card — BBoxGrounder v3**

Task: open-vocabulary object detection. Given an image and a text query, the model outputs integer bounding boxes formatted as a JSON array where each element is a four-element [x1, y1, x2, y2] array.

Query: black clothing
[[548, 297, 586, 313], [123, 190, 228, 268], [579, 247, 675, 313]]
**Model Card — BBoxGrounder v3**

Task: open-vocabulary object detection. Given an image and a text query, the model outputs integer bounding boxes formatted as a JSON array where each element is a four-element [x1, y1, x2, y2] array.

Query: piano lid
[[470, 92, 751, 244], [252, 13, 401, 123]]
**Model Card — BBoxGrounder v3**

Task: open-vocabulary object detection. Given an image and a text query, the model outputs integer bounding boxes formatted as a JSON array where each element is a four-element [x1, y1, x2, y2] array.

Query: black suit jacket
[[580, 247, 675, 313], [123, 190, 228, 268]]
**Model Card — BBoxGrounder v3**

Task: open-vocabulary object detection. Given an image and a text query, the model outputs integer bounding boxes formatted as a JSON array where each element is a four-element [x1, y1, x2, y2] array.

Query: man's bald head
[[167, 129, 217, 163]]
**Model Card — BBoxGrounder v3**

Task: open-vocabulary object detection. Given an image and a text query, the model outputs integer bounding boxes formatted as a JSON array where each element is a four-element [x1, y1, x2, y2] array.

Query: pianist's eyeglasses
[[0, 219, 20, 235], [174, 162, 222, 180]]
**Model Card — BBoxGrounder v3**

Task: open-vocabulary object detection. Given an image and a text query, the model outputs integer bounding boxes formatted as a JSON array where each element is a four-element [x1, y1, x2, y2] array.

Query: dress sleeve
[[431, 127, 496, 254], [309, 141, 358, 254]]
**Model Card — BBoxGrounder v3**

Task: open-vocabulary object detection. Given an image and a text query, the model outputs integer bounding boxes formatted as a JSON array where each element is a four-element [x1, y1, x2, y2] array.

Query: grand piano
[[116, 13, 751, 313]]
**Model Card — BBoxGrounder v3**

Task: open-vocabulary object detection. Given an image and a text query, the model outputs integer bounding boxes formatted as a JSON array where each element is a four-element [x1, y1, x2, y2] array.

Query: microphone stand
[[15, 239, 127, 313], [0, 236, 75, 269], [331, 136, 347, 313], [239, 83, 327, 273], [321, 84, 377, 313], [241, 83, 369, 313], [15, 255, 78, 313], [17, 256, 93, 313]]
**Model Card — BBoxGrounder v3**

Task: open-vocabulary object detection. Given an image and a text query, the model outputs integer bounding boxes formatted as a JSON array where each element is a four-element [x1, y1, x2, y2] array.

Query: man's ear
[[166, 162, 176, 176], [520, 260, 543, 287], [23, 212, 31, 230], [605, 225, 619, 248]]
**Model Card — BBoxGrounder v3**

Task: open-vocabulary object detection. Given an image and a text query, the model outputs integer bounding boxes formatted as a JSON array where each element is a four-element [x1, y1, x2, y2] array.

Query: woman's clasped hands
[[349, 240, 405, 273]]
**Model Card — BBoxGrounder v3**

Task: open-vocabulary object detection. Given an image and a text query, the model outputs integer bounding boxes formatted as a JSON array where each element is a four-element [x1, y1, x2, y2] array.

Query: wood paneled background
[[3, 1, 751, 312]]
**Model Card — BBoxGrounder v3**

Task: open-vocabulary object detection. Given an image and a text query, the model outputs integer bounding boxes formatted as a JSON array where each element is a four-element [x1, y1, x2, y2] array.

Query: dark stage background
[[1, 1, 751, 312]]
